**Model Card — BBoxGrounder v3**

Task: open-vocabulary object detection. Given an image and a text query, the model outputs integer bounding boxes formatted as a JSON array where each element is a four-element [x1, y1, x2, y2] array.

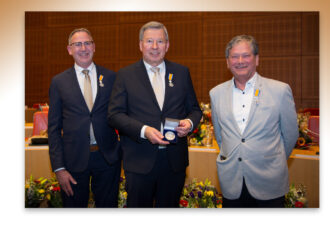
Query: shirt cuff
[[140, 125, 148, 139], [54, 167, 65, 173], [186, 119, 194, 132]]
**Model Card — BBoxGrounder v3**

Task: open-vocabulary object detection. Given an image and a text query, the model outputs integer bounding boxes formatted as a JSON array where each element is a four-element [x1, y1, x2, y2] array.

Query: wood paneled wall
[[25, 12, 319, 109]]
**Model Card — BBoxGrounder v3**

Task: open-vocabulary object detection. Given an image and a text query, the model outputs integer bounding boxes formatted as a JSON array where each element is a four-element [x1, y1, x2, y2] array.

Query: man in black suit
[[108, 21, 202, 207], [48, 28, 121, 207]]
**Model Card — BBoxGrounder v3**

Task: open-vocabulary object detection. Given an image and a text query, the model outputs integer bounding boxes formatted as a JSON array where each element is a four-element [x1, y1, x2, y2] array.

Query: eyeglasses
[[69, 41, 94, 48], [143, 39, 166, 46]]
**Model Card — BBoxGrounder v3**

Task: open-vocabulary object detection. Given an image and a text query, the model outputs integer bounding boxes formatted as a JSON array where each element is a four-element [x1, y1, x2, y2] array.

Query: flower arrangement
[[295, 112, 313, 149], [189, 123, 208, 145], [285, 183, 308, 208], [179, 178, 222, 208], [25, 174, 309, 209], [25, 175, 62, 208], [25, 175, 223, 208], [189, 103, 213, 146], [25, 175, 127, 208], [118, 176, 127, 208]]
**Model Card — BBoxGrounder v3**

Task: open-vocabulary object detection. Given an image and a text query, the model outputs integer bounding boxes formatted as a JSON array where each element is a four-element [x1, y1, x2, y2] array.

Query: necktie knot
[[82, 69, 89, 76], [150, 66, 160, 74]]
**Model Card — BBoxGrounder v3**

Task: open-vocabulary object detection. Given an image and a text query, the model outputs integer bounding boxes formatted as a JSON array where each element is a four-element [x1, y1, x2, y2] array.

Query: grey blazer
[[209, 73, 298, 200]]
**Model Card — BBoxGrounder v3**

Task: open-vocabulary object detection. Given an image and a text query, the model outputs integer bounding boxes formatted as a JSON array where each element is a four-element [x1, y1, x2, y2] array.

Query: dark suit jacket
[[48, 64, 121, 173], [108, 59, 202, 174]]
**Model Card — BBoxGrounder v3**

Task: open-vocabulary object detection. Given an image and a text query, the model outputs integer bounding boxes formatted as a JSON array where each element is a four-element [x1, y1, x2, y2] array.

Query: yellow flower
[[40, 178, 48, 185], [123, 192, 127, 199], [204, 191, 214, 196], [25, 184, 30, 189], [46, 194, 51, 200], [38, 189, 45, 194], [200, 124, 206, 130], [204, 179, 211, 186], [217, 204, 222, 208]]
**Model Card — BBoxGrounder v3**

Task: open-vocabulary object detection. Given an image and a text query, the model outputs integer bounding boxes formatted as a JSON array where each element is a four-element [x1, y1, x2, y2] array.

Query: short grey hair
[[68, 28, 93, 45], [139, 21, 169, 41], [225, 35, 259, 58]]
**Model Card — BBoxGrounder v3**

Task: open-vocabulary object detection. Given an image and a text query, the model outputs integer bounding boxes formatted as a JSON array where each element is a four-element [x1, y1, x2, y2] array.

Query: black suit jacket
[[48, 64, 121, 173], [108, 59, 202, 174]]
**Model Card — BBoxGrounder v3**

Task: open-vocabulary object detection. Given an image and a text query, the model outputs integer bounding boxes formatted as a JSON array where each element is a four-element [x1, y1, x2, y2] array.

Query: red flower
[[180, 199, 188, 207], [52, 186, 61, 192], [193, 128, 198, 134], [295, 201, 304, 208]]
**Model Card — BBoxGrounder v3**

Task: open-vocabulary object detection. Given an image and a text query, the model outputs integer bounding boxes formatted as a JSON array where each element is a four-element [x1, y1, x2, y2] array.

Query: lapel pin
[[99, 75, 104, 87], [168, 73, 174, 87], [254, 89, 260, 105]]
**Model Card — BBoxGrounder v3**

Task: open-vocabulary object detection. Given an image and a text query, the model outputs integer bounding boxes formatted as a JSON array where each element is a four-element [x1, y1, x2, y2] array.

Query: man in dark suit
[[108, 21, 202, 207], [48, 28, 121, 207]]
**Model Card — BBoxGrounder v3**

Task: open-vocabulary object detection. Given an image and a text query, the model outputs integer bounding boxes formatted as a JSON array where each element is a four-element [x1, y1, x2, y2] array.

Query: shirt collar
[[232, 72, 258, 89], [75, 62, 95, 74], [143, 61, 165, 73]]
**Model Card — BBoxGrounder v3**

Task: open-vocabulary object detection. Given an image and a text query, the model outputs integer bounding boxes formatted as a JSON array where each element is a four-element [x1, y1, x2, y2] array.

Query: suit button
[[238, 157, 242, 162], [241, 138, 245, 143]]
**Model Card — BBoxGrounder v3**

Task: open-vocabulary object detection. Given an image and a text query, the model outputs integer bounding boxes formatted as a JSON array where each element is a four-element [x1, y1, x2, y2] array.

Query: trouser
[[125, 148, 186, 208], [222, 178, 285, 208], [61, 151, 121, 208]]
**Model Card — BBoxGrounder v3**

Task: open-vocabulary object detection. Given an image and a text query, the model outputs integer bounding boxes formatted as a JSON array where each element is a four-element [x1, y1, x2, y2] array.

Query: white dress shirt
[[232, 73, 257, 134]]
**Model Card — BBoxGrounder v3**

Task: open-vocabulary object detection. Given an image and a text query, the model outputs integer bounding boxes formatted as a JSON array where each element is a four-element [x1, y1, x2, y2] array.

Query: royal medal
[[168, 73, 174, 87], [163, 118, 180, 143], [99, 75, 104, 87], [165, 131, 176, 141]]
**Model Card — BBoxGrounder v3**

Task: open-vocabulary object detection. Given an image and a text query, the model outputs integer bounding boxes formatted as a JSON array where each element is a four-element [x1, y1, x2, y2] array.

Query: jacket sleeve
[[279, 84, 299, 159], [107, 71, 144, 142], [48, 78, 64, 171], [210, 89, 222, 148]]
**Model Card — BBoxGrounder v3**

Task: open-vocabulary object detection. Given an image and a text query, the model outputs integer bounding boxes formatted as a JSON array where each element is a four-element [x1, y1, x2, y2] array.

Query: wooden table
[[288, 146, 319, 207], [25, 145, 54, 180], [186, 144, 220, 193]]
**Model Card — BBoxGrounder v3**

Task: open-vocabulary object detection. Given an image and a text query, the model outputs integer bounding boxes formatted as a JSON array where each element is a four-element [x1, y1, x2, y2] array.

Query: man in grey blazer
[[209, 35, 298, 207]]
